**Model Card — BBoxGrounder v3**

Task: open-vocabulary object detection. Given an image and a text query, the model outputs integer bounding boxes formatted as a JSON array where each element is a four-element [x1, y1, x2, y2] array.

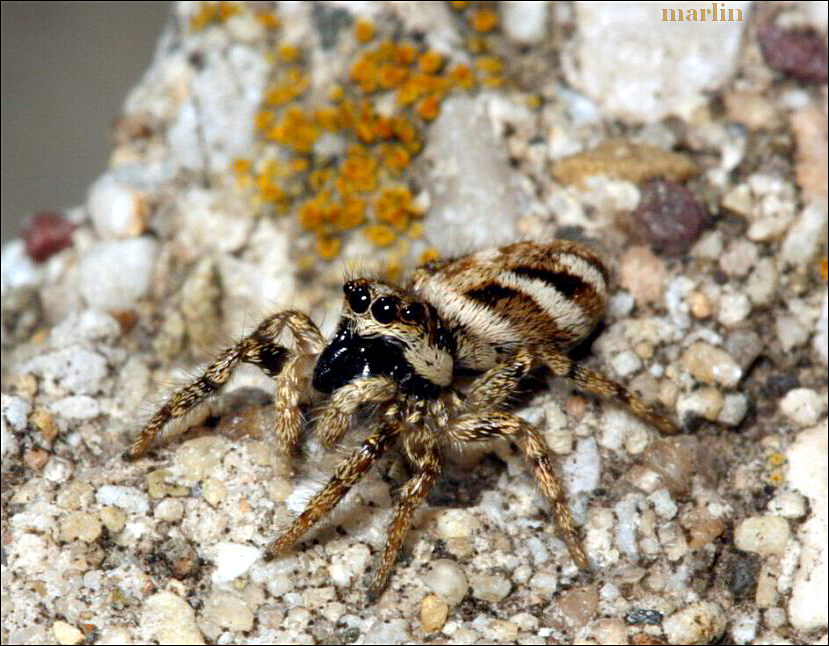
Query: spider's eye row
[[344, 281, 371, 314], [371, 296, 399, 324], [401, 302, 426, 323]]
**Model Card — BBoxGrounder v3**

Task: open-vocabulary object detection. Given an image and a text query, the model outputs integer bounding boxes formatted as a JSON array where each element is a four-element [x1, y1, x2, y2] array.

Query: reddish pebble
[[758, 20, 828, 84], [21, 212, 77, 262], [633, 181, 711, 256]]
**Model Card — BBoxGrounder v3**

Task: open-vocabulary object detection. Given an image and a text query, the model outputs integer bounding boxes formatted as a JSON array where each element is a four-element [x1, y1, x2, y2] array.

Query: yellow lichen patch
[[418, 248, 440, 265], [266, 106, 318, 153], [265, 68, 309, 106], [552, 139, 700, 188], [339, 148, 379, 193], [353, 19, 375, 44], [394, 43, 418, 65], [255, 110, 274, 130], [337, 197, 366, 230], [382, 144, 411, 174], [449, 63, 474, 90], [416, 95, 441, 121], [255, 10, 281, 29], [418, 50, 444, 75], [375, 186, 414, 231], [316, 235, 341, 259], [378, 64, 410, 90], [189, 1, 242, 31], [470, 8, 499, 33], [278, 43, 301, 64], [475, 55, 504, 87], [232, 158, 251, 175], [364, 224, 396, 246]]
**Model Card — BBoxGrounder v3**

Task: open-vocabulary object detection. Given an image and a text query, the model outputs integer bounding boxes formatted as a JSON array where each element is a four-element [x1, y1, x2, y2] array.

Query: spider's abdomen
[[412, 240, 609, 371]]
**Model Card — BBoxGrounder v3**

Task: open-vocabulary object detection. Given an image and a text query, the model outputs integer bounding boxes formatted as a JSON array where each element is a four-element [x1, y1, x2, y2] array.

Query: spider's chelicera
[[126, 240, 677, 599]]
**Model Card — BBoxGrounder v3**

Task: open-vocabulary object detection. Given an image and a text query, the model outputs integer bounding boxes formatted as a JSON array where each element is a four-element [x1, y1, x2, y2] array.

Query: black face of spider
[[311, 279, 455, 398]]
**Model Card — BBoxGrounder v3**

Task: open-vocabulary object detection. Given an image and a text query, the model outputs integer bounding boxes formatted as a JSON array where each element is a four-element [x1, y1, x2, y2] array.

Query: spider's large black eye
[[401, 302, 425, 323], [371, 296, 399, 324], [344, 281, 370, 313]]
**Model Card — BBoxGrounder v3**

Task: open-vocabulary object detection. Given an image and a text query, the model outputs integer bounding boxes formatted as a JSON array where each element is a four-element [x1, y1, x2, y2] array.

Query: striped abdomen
[[411, 241, 609, 371]]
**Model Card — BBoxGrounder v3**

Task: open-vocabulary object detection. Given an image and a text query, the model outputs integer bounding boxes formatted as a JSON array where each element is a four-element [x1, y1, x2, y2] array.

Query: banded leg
[[465, 349, 535, 411], [369, 434, 441, 600], [539, 346, 678, 435], [274, 354, 316, 455], [126, 311, 322, 460], [265, 421, 400, 559], [447, 411, 589, 570], [315, 377, 397, 448]]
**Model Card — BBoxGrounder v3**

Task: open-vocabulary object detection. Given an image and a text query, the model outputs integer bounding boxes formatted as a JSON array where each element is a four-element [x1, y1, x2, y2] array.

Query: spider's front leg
[[265, 419, 401, 559], [447, 411, 590, 571], [126, 310, 323, 460]]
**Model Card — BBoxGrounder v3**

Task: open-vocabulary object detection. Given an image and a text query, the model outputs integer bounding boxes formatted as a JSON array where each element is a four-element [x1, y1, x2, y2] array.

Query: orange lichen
[[820, 256, 828, 282], [418, 50, 444, 75], [394, 43, 418, 65], [265, 67, 309, 105], [339, 149, 379, 193], [255, 11, 281, 29], [278, 43, 301, 63], [375, 186, 414, 231], [266, 106, 318, 153], [232, 158, 251, 175], [236, 10, 508, 261], [416, 95, 441, 121], [450, 1, 470, 10], [382, 144, 411, 173], [364, 224, 396, 246], [337, 197, 366, 230], [418, 248, 440, 264], [316, 236, 341, 259], [378, 64, 410, 90], [189, 2, 242, 31], [353, 19, 375, 44], [470, 8, 499, 33], [449, 63, 474, 90]]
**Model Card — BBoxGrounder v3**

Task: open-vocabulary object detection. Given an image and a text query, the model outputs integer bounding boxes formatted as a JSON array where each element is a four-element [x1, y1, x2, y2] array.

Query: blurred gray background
[[1, 2, 172, 245]]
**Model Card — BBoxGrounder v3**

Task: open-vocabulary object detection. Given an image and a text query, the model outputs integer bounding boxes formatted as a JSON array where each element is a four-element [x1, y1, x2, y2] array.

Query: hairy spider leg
[[126, 311, 323, 460], [538, 346, 678, 435], [447, 411, 590, 570], [369, 432, 441, 600], [265, 420, 401, 559]]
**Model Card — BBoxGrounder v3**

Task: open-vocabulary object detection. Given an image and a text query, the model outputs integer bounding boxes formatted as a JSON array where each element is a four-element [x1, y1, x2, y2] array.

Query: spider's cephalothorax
[[126, 240, 678, 600], [312, 279, 455, 398]]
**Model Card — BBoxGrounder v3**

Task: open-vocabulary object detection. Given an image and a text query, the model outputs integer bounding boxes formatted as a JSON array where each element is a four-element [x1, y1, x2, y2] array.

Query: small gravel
[[662, 601, 727, 645], [424, 560, 468, 606], [734, 516, 791, 557]]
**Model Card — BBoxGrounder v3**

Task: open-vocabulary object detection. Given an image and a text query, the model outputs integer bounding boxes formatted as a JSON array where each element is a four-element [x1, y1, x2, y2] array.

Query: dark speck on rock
[[633, 180, 711, 256], [624, 608, 664, 625], [727, 549, 761, 603]]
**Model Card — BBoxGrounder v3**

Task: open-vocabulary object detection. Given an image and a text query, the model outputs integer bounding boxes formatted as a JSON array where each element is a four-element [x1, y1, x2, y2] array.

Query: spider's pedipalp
[[447, 411, 589, 571], [126, 310, 321, 460], [264, 420, 401, 560], [538, 346, 678, 435], [316, 376, 397, 448]]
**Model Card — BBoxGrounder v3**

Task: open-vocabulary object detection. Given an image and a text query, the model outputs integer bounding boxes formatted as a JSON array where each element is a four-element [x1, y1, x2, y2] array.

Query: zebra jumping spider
[[127, 240, 677, 599]]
